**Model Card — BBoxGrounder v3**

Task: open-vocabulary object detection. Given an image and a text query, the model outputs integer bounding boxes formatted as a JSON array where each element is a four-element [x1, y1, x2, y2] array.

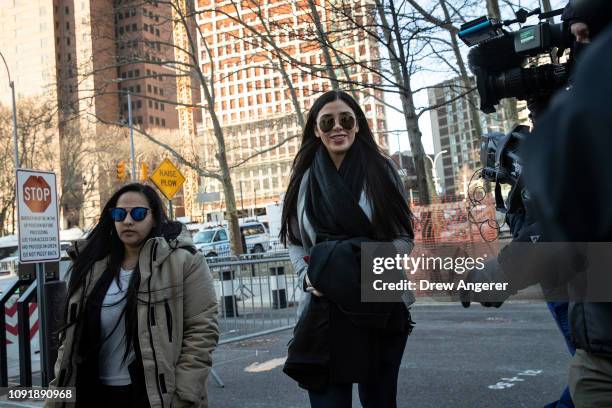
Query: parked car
[[193, 221, 270, 257], [0, 235, 18, 277], [0, 229, 84, 279]]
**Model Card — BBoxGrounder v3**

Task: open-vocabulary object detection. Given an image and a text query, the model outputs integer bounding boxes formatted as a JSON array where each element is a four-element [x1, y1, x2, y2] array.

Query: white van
[[193, 221, 270, 257]]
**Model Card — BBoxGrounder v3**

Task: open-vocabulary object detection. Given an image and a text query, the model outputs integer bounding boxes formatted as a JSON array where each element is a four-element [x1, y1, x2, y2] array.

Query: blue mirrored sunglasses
[[109, 207, 150, 222]]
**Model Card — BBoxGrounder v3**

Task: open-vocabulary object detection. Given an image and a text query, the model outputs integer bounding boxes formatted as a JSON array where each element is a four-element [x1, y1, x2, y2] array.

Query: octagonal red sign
[[23, 176, 52, 213]]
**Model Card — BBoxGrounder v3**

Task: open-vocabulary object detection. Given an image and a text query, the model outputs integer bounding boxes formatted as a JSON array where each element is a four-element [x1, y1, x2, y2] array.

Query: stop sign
[[23, 176, 52, 213]]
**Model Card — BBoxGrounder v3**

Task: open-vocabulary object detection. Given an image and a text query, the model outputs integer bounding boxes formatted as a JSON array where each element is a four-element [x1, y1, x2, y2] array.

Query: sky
[[384, 0, 568, 156]]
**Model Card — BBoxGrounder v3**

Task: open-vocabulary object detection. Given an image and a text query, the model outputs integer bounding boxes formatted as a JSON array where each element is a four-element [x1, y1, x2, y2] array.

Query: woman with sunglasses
[[280, 91, 415, 408], [46, 183, 218, 408]]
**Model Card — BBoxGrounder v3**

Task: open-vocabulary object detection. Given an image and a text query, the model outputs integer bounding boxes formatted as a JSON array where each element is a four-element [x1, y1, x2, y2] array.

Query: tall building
[[194, 0, 388, 220], [0, 2, 60, 106], [1, 0, 187, 228], [428, 77, 529, 196]]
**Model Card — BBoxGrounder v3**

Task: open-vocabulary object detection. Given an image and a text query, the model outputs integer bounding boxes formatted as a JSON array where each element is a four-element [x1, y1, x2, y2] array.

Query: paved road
[[209, 301, 572, 408]]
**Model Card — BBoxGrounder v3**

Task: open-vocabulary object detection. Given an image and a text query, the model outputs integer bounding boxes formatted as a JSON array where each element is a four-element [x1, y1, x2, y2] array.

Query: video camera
[[460, 7, 572, 114], [458, 7, 575, 222]]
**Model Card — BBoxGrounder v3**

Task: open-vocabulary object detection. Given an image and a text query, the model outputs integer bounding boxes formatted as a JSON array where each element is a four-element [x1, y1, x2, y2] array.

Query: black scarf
[[305, 143, 374, 241]]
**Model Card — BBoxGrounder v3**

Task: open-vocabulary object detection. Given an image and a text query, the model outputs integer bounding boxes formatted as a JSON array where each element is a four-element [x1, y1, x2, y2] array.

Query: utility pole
[[127, 91, 136, 181]]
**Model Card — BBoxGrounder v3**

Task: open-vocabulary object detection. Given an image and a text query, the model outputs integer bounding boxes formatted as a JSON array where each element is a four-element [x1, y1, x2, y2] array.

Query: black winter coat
[[283, 238, 412, 390], [523, 25, 612, 358]]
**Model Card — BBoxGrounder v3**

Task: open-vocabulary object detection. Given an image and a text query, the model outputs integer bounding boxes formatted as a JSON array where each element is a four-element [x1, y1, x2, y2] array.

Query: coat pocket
[[164, 298, 173, 343]]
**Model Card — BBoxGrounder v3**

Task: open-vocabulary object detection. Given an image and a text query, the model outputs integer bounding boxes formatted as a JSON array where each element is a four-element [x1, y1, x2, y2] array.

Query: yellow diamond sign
[[150, 159, 185, 200]]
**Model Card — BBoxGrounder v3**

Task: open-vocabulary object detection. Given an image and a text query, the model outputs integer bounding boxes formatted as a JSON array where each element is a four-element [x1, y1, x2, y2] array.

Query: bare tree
[[70, 0, 252, 253], [0, 97, 58, 235], [404, 0, 484, 161]]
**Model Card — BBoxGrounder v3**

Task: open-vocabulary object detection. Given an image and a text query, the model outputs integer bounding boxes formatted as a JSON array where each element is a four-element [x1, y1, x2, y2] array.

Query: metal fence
[[207, 253, 298, 345]]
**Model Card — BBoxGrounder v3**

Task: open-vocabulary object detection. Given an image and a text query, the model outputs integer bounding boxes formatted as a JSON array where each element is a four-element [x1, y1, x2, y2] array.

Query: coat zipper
[[146, 241, 165, 407], [164, 298, 173, 342]]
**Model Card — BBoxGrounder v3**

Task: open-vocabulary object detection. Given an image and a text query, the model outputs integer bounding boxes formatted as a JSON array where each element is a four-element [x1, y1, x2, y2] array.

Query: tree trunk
[[178, 4, 244, 255], [275, 58, 305, 129], [486, 0, 519, 128], [307, 0, 340, 90], [486, 0, 501, 20], [378, 0, 432, 204], [200, 75, 243, 255]]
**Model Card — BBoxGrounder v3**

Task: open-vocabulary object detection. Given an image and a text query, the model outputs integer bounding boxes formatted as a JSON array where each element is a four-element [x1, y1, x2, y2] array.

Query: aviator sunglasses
[[318, 112, 356, 133], [110, 207, 150, 222]]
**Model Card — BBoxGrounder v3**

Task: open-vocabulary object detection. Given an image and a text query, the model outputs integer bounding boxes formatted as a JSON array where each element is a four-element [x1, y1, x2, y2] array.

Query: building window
[[132, 23, 137, 31], [154, 101, 159, 109], [137, 116, 143, 124], [149, 116, 154, 124], [136, 85, 141, 93], [148, 100, 153, 108], [66, 37, 70, 45], [153, 86, 158, 95], [144, 23, 148, 31], [155, 117, 160, 125], [66, 22, 70, 30], [160, 103, 164, 111], [134, 69, 140, 77], [155, 29, 160, 37], [159, 88, 163, 96], [161, 118, 165, 127], [65, 6, 69, 14], [136, 100, 142, 109], [147, 84, 152, 92]]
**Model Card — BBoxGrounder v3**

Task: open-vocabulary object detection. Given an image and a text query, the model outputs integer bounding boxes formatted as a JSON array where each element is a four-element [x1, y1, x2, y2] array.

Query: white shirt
[[98, 267, 136, 386]]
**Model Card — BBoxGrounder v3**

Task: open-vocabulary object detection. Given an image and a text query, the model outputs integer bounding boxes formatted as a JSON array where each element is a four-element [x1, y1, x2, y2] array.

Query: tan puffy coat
[[46, 228, 219, 408]]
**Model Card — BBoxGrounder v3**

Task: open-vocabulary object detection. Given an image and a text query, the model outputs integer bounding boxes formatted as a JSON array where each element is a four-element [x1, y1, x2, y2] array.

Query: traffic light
[[140, 162, 149, 183], [117, 161, 127, 182]]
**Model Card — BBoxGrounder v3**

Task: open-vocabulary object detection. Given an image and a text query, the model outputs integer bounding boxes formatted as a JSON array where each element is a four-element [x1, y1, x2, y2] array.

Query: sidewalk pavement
[[0, 301, 572, 408]]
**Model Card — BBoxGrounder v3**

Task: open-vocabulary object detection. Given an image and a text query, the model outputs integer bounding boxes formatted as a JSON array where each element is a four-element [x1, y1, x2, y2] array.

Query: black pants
[[307, 330, 409, 408]]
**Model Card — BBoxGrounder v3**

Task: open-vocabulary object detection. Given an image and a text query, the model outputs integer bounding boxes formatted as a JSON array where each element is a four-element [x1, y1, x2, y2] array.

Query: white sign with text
[[16, 169, 60, 263]]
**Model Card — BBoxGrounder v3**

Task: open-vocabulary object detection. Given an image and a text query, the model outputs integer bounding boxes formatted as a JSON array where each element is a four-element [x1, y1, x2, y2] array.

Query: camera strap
[[495, 181, 507, 213]]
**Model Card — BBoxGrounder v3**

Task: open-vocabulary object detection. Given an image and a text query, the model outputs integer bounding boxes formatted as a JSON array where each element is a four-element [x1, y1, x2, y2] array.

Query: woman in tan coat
[[47, 183, 218, 408]]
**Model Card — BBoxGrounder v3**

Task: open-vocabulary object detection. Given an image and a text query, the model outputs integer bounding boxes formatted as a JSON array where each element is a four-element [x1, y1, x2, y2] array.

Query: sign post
[[150, 159, 185, 220], [16, 169, 60, 386]]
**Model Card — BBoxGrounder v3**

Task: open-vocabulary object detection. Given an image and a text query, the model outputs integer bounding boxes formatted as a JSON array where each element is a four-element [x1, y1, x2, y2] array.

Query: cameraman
[[522, 11, 612, 407], [462, 1, 612, 406]]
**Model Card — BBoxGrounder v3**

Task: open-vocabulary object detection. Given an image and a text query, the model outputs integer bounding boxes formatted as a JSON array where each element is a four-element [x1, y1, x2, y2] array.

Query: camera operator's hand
[[459, 259, 515, 308], [571, 22, 591, 43]]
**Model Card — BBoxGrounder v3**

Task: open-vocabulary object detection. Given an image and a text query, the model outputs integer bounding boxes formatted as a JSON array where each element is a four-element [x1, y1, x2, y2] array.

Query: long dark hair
[[65, 183, 168, 362], [280, 90, 413, 245]]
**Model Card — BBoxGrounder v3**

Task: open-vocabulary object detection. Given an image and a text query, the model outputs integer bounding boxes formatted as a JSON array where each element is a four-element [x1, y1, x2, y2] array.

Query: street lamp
[[0, 51, 19, 168], [426, 150, 447, 195]]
